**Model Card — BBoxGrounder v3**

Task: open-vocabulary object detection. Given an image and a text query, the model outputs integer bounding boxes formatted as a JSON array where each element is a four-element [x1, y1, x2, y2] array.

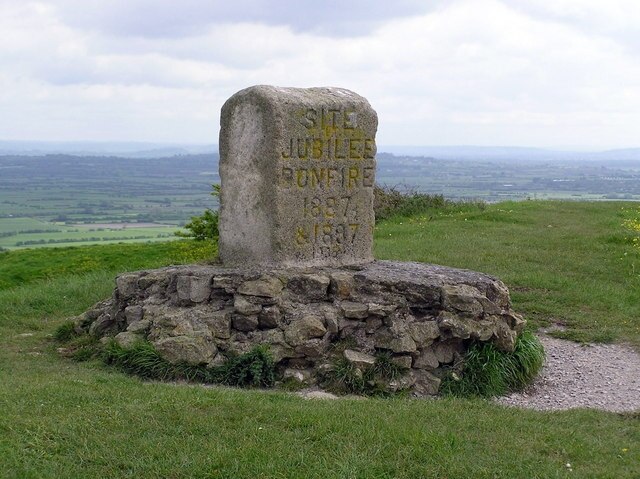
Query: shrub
[[218, 345, 275, 388], [176, 184, 220, 241], [440, 330, 545, 398], [374, 184, 485, 221]]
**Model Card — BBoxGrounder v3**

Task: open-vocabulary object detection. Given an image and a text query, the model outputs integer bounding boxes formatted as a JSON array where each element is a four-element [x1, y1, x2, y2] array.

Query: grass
[[441, 331, 546, 398], [375, 200, 640, 347], [0, 240, 216, 291], [0, 200, 639, 477], [99, 340, 276, 387]]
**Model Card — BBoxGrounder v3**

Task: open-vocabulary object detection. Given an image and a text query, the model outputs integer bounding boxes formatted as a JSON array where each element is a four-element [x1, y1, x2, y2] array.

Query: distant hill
[[0, 141, 216, 158], [2, 141, 640, 162], [379, 145, 640, 162]]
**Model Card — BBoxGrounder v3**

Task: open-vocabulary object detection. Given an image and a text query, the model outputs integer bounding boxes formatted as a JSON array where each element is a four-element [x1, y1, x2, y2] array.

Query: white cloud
[[0, 0, 639, 147]]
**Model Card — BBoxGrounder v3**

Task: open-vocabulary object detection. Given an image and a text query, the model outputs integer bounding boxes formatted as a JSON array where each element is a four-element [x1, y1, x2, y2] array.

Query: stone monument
[[72, 85, 526, 396], [219, 86, 377, 267]]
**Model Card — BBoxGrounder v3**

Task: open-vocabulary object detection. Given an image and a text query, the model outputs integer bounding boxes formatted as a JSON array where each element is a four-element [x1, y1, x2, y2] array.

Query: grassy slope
[[0, 201, 639, 478], [375, 200, 640, 347]]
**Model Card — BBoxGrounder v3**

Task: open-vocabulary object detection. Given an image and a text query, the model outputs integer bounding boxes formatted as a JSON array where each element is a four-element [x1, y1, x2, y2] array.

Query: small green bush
[[374, 184, 485, 221], [218, 346, 275, 387], [175, 184, 220, 241], [440, 330, 545, 398]]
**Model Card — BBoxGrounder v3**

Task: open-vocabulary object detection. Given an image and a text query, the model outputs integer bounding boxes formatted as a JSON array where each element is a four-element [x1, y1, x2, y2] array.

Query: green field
[[0, 217, 179, 250], [0, 201, 638, 478]]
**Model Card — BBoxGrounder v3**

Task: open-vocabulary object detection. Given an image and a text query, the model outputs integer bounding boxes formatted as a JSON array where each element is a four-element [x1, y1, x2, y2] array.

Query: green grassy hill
[[0, 201, 638, 478]]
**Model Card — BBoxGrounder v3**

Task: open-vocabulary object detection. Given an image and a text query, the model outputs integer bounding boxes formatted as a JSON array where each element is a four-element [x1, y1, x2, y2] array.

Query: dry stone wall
[[75, 260, 525, 396]]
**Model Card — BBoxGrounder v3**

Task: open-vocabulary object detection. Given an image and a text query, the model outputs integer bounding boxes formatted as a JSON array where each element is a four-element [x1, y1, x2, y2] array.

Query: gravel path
[[496, 335, 640, 412]]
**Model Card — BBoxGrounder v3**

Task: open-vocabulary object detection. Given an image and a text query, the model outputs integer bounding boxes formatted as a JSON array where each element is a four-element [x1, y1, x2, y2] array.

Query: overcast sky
[[1, 0, 639, 149]]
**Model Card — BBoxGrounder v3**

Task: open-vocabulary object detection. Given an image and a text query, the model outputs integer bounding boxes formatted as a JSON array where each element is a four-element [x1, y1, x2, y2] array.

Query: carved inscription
[[279, 107, 376, 259]]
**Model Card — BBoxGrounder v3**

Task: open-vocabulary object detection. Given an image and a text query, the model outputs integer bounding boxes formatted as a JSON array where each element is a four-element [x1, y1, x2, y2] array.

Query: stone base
[[74, 260, 525, 396]]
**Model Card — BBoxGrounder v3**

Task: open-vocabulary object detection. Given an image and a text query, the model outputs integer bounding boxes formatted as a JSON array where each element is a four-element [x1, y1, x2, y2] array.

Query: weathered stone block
[[413, 348, 439, 370], [341, 301, 369, 319], [408, 321, 440, 346], [203, 308, 233, 339], [124, 305, 143, 323], [284, 315, 327, 346], [219, 85, 378, 267], [153, 335, 216, 365], [176, 274, 212, 303], [391, 355, 413, 369], [116, 274, 139, 299], [234, 295, 262, 315], [232, 314, 259, 332], [330, 272, 353, 299], [237, 276, 283, 298], [287, 274, 330, 300], [343, 349, 376, 369], [258, 305, 281, 329]]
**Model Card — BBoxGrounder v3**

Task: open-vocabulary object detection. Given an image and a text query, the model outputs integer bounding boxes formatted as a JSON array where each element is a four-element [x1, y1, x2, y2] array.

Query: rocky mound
[[73, 260, 525, 396]]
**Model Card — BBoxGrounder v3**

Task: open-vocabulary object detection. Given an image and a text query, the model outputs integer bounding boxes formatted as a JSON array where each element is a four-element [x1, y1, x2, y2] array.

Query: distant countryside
[[1, 152, 640, 250]]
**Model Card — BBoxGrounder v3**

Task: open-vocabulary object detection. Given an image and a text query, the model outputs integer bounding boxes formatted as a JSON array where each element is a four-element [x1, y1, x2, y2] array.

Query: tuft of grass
[[441, 331, 545, 398], [323, 352, 410, 396], [101, 340, 275, 388], [372, 351, 407, 380], [53, 320, 78, 342], [327, 358, 369, 395]]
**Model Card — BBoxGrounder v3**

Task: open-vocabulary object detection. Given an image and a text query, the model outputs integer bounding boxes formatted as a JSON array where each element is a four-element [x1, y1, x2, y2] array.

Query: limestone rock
[[388, 372, 416, 392], [391, 355, 413, 369], [204, 308, 233, 339], [408, 321, 440, 346], [153, 335, 216, 365], [412, 370, 441, 396], [324, 309, 339, 334], [176, 274, 212, 303], [116, 273, 139, 299], [283, 368, 311, 383], [114, 331, 142, 349], [284, 315, 327, 346], [232, 314, 259, 332], [287, 274, 330, 300], [330, 272, 353, 299], [295, 339, 327, 358], [343, 349, 376, 369], [234, 295, 262, 315], [126, 319, 150, 334], [89, 313, 116, 337], [441, 284, 484, 316], [124, 305, 143, 323], [434, 341, 461, 364], [259, 305, 281, 329], [238, 276, 283, 298], [368, 303, 397, 317], [493, 321, 517, 352], [413, 348, 439, 370], [341, 301, 369, 319]]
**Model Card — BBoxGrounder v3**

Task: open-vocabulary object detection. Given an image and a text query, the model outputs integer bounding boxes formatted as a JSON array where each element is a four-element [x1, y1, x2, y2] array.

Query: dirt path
[[495, 335, 640, 412]]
